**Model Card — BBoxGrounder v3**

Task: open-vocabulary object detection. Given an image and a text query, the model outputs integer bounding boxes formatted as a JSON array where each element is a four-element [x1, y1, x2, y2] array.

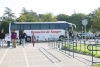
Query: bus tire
[[59, 35, 65, 40], [25, 36, 31, 42]]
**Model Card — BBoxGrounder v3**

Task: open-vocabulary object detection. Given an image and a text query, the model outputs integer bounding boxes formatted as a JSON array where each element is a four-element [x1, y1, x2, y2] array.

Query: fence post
[[73, 41, 75, 58]]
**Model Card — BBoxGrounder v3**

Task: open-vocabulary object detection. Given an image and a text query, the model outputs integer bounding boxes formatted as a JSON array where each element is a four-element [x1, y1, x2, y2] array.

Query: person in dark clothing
[[0, 29, 5, 48], [69, 31, 72, 39], [20, 30, 27, 48], [19, 37, 22, 45]]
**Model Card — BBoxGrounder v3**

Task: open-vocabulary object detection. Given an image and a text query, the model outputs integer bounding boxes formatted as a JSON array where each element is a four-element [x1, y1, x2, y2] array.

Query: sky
[[0, 0, 100, 17]]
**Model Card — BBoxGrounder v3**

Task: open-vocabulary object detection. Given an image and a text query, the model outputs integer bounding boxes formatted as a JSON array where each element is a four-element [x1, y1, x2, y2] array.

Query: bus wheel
[[59, 35, 65, 40], [25, 36, 31, 42]]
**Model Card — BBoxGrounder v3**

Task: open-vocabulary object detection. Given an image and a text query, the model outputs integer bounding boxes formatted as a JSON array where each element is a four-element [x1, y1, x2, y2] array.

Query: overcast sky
[[0, 0, 100, 17]]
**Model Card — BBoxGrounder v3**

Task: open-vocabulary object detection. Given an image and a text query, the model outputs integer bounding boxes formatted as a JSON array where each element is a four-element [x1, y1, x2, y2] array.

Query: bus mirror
[[72, 24, 76, 28]]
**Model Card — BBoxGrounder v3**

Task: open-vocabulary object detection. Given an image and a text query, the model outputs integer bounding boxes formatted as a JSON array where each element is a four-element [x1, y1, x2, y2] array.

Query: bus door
[[19, 30, 22, 44], [65, 28, 68, 38]]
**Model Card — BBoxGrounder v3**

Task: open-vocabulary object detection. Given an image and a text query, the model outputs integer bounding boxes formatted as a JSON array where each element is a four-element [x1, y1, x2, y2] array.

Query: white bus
[[9, 21, 76, 42]]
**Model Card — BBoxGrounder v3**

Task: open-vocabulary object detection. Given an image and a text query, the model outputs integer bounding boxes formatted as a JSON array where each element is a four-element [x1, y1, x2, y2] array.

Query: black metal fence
[[48, 38, 100, 66]]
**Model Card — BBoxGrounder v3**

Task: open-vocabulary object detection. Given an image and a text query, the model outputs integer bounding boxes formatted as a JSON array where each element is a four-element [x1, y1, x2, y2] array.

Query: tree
[[40, 13, 57, 22], [0, 21, 9, 33], [16, 15, 26, 22], [57, 14, 69, 21], [68, 13, 86, 31], [91, 8, 100, 32], [3, 7, 16, 21], [0, 7, 16, 33], [17, 7, 39, 22]]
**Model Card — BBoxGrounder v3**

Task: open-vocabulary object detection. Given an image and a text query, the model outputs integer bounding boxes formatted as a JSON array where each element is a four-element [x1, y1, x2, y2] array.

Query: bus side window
[[40, 24, 49, 29], [50, 24, 55, 29], [24, 24, 30, 30], [55, 24, 59, 29], [31, 24, 40, 30]]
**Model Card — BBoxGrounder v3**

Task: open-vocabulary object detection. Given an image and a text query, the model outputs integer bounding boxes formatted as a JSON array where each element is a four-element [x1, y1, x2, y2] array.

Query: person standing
[[32, 33, 36, 47], [11, 29, 17, 48], [75, 31, 78, 40], [0, 29, 5, 48], [19, 30, 22, 45], [69, 31, 72, 39], [20, 30, 27, 48], [5, 33, 11, 48]]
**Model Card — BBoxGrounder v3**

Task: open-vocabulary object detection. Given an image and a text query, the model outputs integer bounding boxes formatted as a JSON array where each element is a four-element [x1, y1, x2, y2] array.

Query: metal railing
[[48, 38, 100, 66], [87, 41, 100, 65], [48, 38, 79, 58]]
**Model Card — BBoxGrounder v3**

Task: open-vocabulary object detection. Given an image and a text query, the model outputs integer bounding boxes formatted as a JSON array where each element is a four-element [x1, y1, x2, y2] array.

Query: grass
[[62, 44, 100, 58], [61, 44, 100, 67], [94, 64, 100, 67]]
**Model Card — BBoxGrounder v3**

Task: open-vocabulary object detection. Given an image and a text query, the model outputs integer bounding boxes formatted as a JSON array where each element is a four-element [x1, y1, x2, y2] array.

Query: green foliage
[[68, 13, 86, 31], [0, 7, 15, 33], [40, 13, 57, 22], [16, 15, 26, 22], [62, 44, 100, 58], [94, 64, 100, 67], [17, 7, 39, 22], [57, 14, 69, 21], [3, 7, 16, 21], [0, 21, 10, 33], [91, 8, 100, 31], [1, 7, 100, 33], [56, 13, 87, 31]]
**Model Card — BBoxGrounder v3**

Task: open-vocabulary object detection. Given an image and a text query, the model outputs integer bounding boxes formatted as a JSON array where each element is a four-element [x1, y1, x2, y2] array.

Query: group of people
[[66, 31, 79, 40], [0, 29, 36, 49]]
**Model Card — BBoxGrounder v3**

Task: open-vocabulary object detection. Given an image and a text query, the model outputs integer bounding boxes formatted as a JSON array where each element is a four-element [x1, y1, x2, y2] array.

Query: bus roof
[[11, 21, 71, 24]]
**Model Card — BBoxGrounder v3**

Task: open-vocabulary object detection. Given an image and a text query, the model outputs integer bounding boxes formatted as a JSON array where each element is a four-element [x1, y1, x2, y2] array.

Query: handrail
[[87, 44, 100, 51], [73, 41, 77, 47], [87, 43, 100, 65]]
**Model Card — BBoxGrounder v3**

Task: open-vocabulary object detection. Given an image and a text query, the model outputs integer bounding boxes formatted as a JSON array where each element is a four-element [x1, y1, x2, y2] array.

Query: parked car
[[78, 33, 89, 39], [78, 33, 95, 39], [87, 33, 95, 39]]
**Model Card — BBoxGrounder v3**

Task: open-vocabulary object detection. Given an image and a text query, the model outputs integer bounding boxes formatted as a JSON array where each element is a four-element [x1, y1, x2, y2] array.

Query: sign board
[[82, 19, 88, 25]]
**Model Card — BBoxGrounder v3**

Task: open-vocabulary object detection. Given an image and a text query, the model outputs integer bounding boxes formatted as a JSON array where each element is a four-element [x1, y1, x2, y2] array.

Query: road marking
[[0, 49, 9, 65], [54, 63, 60, 67], [23, 48, 30, 67], [39, 48, 60, 67], [34, 62, 60, 67]]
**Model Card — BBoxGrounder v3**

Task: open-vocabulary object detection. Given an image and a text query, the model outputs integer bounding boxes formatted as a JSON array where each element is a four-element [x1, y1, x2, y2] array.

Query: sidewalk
[[0, 43, 97, 67]]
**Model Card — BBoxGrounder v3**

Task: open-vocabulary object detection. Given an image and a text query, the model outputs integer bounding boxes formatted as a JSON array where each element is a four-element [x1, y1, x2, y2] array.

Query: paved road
[[0, 43, 99, 67]]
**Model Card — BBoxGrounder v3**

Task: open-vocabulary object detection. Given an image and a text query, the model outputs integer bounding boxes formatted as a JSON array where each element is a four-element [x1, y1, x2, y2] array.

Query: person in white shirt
[[6, 33, 11, 47]]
